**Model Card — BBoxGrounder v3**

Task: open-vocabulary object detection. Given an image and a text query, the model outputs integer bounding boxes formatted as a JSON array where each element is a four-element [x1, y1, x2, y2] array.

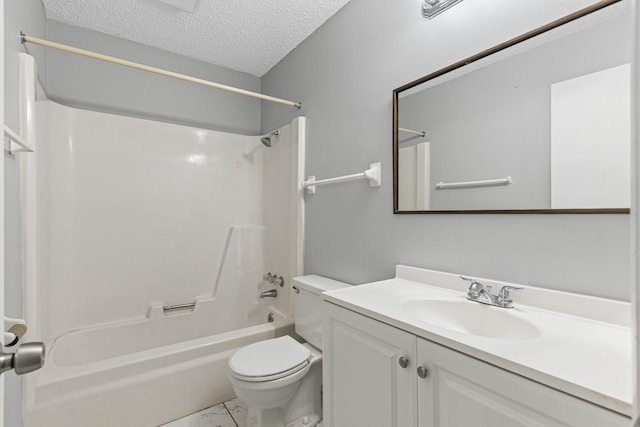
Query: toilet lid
[[229, 336, 311, 381]]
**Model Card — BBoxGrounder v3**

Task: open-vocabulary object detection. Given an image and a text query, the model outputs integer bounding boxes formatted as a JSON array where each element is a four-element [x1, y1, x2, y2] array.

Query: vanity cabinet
[[322, 300, 417, 426], [416, 337, 628, 427], [323, 302, 629, 427]]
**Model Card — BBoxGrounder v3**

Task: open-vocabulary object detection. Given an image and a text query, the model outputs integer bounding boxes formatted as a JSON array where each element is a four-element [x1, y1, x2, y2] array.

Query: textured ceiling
[[40, 0, 352, 77]]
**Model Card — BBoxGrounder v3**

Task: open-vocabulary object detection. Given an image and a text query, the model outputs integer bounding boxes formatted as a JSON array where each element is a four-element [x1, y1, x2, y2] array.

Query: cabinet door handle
[[417, 366, 428, 378], [398, 357, 409, 368]]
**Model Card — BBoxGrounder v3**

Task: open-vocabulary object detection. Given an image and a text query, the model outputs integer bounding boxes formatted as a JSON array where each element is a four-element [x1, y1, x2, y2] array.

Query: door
[[323, 302, 417, 427]]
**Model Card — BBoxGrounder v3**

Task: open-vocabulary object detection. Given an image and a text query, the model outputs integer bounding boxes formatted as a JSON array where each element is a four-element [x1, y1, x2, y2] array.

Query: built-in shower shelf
[[4, 125, 34, 154]]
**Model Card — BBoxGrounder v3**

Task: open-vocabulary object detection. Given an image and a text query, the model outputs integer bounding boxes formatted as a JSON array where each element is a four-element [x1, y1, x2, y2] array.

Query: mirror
[[393, 0, 630, 213]]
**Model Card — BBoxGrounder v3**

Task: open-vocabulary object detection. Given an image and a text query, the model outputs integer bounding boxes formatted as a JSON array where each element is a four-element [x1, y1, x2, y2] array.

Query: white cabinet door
[[417, 338, 628, 427], [323, 302, 417, 427]]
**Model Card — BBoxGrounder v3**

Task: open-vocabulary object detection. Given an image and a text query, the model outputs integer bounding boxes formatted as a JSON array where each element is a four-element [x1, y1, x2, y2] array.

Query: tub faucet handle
[[263, 272, 273, 282]]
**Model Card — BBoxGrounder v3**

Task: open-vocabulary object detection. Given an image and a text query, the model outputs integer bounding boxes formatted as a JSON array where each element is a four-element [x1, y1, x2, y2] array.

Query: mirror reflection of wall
[[396, 2, 630, 212], [550, 64, 630, 209]]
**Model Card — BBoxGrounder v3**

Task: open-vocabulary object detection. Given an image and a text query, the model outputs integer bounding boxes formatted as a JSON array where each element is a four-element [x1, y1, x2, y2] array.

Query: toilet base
[[246, 408, 321, 427], [246, 407, 286, 427], [234, 349, 323, 427], [286, 414, 321, 427]]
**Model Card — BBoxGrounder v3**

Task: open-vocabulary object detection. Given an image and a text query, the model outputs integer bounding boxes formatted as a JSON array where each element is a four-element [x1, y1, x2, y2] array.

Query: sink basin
[[403, 299, 541, 340]]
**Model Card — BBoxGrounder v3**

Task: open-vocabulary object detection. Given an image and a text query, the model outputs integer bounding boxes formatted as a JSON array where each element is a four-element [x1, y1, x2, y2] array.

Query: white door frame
[[633, 0, 639, 425], [0, 1, 7, 425]]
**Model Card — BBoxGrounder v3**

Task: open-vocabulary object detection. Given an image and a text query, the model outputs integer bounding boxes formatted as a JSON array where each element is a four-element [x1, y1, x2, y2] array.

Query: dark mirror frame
[[392, 0, 629, 215]]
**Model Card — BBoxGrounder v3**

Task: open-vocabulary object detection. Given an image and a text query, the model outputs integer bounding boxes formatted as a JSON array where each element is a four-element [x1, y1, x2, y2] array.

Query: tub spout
[[260, 289, 278, 298]]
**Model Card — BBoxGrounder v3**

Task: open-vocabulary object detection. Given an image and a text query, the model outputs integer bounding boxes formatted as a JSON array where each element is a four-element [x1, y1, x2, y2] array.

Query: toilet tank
[[293, 275, 351, 349]]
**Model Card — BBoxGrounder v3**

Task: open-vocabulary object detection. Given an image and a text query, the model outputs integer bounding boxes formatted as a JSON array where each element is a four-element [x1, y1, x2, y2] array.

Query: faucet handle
[[498, 285, 523, 299], [458, 276, 491, 298], [460, 276, 481, 287], [459, 276, 490, 293], [496, 285, 523, 308]]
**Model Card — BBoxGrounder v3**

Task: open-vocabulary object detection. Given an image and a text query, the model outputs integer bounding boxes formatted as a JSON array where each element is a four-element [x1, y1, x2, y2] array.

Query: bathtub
[[24, 301, 294, 427], [18, 55, 306, 427]]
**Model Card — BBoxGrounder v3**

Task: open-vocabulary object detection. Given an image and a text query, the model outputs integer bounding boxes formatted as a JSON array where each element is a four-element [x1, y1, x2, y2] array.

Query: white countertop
[[322, 266, 631, 417]]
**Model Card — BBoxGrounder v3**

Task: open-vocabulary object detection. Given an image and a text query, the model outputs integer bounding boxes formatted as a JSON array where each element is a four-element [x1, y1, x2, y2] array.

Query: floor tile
[[161, 403, 237, 427], [223, 398, 247, 427], [163, 398, 323, 427]]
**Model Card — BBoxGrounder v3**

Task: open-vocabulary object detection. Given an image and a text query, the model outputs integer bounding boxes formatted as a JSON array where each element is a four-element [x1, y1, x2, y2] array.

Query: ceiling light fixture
[[154, 0, 200, 13], [422, 0, 463, 19]]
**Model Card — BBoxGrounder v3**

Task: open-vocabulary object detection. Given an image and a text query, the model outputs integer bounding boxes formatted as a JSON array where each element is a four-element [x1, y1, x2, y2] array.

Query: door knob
[[0, 342, 45, 376], [398, 357, 409, 368], [417, 366, 428, 378]]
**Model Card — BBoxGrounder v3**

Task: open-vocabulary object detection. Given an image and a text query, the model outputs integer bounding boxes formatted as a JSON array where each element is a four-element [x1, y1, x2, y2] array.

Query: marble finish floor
[[161, 399, 246, 427], [161, 398, 323, 427]]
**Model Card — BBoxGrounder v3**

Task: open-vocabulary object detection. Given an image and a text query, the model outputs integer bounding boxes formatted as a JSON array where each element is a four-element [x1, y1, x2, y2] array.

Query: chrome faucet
[[260, 289, 278, 298], [495, 285, 524, 308], [460, 276, 523, 308], [461, 276, 495, 305], [263, 272, 285, 287]]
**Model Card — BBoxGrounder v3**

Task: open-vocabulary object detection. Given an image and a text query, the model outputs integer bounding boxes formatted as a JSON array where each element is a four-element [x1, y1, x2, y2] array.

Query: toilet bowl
[[229, 336, 322, 427], [228, 275, 351, 427]]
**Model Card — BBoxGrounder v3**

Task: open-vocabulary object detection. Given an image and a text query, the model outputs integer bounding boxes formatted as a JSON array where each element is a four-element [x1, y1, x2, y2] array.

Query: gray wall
[[261, 0, 632, 301], [399, 11, 630, 210], [46, 20, 261, 135], [5, 2, 47, 426]]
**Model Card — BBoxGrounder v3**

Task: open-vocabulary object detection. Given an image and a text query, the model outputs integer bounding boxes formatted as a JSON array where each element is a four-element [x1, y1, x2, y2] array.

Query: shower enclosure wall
[[18, 54, 306, 427]]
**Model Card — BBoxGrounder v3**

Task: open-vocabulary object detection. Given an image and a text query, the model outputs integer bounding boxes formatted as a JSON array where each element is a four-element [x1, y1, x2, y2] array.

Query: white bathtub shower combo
[[18, 54, 306, 426]]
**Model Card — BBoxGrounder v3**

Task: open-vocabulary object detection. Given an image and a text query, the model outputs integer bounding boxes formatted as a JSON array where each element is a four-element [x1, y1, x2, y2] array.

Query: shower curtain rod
[[399, 127, 426, 137], [20, 32, 302, 109]]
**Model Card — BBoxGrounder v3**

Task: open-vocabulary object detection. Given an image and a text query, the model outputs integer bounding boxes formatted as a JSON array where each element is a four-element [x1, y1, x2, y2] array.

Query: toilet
[[228, 275, 350, 427]]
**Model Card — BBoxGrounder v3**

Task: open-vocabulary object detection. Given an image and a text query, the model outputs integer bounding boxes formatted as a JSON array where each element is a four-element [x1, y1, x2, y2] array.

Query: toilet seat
[[228, 336, 311, 382]]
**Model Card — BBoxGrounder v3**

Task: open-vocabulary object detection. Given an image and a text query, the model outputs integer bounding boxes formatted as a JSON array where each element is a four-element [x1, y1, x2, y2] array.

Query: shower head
[[260, 130, 279, 147]]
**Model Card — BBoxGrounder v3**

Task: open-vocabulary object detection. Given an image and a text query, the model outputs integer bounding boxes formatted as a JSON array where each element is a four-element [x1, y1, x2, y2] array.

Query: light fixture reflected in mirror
[[422, 0, 463, 19]]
